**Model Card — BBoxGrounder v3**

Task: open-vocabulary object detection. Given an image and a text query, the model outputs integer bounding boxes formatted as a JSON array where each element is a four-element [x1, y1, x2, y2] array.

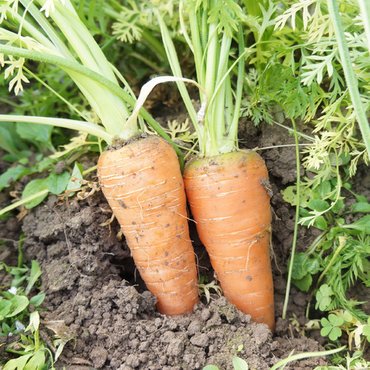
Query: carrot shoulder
[[98, 136, 199, 315], [184, 151, 274, 330]]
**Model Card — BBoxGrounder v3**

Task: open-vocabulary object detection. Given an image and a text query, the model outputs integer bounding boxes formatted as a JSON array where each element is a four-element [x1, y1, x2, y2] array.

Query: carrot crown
[[157, 0, 247, 157]]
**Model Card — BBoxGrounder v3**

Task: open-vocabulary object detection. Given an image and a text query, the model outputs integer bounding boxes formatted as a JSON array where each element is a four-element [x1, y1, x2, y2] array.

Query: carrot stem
[[282, 119, 301, 320], [327, 0, 370, 158]]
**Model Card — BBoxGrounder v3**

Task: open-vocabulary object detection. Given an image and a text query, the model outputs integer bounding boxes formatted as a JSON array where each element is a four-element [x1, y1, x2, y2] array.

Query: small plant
[[0, 257, 69, 369], [203, 356, 249, 370], [314, 350, 370, 370], [198, 276, 222, 304], [320, 313, 346, 341], [283, 179, 370, 317]]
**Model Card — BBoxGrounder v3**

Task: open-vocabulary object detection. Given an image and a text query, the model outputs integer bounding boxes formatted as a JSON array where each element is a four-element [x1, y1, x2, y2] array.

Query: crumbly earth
[[1, 123, 331, 369]]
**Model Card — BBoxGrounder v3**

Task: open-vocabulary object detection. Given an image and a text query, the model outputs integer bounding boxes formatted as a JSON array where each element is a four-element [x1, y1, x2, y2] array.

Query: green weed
[[0, 256, 69, 369]]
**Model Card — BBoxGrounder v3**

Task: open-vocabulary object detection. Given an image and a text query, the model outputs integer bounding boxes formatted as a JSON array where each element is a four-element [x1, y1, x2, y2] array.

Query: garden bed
[[1, 122, 334, 369]]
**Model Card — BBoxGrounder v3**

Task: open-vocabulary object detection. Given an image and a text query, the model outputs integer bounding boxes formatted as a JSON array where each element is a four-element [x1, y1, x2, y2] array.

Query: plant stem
[[17, 236, 24, 268], [270, 346, 346, 370], [282, 118, 301, 320], [0, 115, 113, 143], [156, 11, 201, 136], [0, 189, 49, 217], [327, 0, 370, 158], [358, 0, 370, 52], [0, 44, 181, 152], [317, 236, 346, 284]]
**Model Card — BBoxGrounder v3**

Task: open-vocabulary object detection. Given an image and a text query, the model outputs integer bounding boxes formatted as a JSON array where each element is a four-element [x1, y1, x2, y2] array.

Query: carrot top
[[157, 0, 247, 157], [0, 0, 177, 153]]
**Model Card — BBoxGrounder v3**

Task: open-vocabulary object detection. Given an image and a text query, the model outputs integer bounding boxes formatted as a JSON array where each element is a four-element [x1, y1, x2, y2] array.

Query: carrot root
[[98, 136, 199, 315], [184, 151, 275, 330]]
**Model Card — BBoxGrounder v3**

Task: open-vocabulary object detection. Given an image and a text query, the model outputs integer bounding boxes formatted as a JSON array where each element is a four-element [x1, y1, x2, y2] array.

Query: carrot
[[98, 136, 199, 315], [157, 2, 275, 329], [184, 151, 274, 330], [0, 1, 199, 316]]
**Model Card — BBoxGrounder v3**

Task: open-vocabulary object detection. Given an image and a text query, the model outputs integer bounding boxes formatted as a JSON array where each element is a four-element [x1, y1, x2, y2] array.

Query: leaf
[[328, 326, 342, 341], [29, 292, 45, 307], [328, 314, 344, 326], [342, 310, 353, 323], [320, 317, 330, 327], [320, 325, 331, 337], [25, 260, 42, 295], [232, 356, 249, 370], [306, 258, 321, 275], [291, 253, 308, 280], [6, 295, 29, 318], [308, 199, 330, 212], [315, 284, 333, 311], [21, 179, 49, 209], [0, 124, 23, 155], [343, 215, 370, 233], [314, 216, 328, 230], [291, 253, 320, 286], [0, 299, 12, 319], [66, 162, 84, 192], [282, 186, 298, 206], [318, 180, 332, 198], [26, 311, 40, 333], [3, 353, 33, 370], [54, 338, 68, 361], [47, 172, 70, 195], [0, 165, 29, 192], [352, 202, 370, 213], [362, 322, 370, 341], [203, 366, 220, 370], [293, 274, 312, 292], [16, 122, 53, 146], [331, 199, 344, 214], [24, 349, 46, 370]]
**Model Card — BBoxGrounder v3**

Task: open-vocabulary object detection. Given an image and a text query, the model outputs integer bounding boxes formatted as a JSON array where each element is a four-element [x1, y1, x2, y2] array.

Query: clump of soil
[[11, 122, 330, 369], [22, 194, 325, 370]]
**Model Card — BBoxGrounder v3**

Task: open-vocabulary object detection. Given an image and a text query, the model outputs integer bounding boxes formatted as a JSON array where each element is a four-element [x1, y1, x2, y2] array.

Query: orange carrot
[[98, 136, 199, 315], [184, 150, 274, 330]]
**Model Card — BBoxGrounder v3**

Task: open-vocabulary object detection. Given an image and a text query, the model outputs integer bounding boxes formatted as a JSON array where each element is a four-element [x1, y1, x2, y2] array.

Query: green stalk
[[213, 34, 232, 146], [19, 0, 73, 56], [0, 189, 49, 217], [327, 0, 370, 158], [0, 115, 113, 143], [282, 119, 301, 320], [317, 237, 346, 284], [15, 0, 133, 138], [155, 11, 200, 134], [202, 21, 220, 156], [270, 346, 346, 370], [186, 6, 204, 84], [0, 44, 174, 144], [358, 0, 370, 52], [204, 23, 218, 99], [52, 1, 117, 80], [226, 27, 246, 153]]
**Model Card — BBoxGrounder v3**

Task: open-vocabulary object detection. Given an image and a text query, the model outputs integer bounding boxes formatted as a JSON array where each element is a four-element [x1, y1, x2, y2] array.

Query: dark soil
[[1, 122, 331, 369]]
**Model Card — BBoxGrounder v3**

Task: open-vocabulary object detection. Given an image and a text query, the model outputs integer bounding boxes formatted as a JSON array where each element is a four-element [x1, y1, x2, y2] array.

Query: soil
[[1, 122, 333, 369]]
